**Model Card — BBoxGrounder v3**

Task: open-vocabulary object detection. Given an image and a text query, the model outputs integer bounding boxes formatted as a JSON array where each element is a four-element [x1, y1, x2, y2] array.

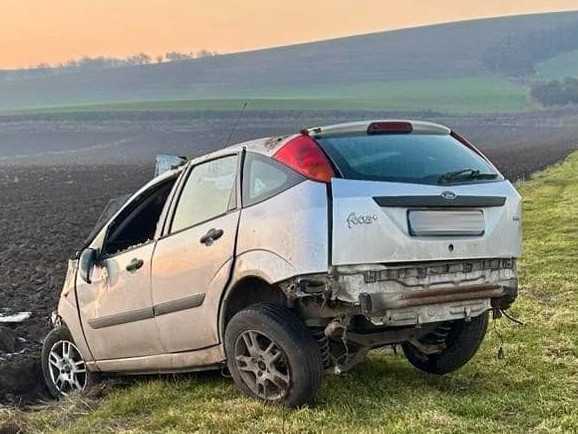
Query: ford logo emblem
[[441, 191, 457, 200]]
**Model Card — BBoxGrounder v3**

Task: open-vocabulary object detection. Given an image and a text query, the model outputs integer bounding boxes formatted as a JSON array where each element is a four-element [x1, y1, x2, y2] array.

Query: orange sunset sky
[[2, 0, 578, 69]]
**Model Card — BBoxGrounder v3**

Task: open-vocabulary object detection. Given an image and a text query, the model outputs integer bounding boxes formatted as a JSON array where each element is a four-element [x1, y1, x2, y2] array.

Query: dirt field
[[0, 108, 577, 404], [2, 108, 578, 177], [0, 164, 151, 403]]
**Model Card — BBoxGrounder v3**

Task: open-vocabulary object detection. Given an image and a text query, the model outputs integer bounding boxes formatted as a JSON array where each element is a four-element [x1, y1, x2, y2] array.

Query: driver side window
[[103, 178, 176, 256]]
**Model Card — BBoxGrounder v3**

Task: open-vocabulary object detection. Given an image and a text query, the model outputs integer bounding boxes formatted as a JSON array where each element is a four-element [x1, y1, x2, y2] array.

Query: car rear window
[[317, 134, 500, 185]]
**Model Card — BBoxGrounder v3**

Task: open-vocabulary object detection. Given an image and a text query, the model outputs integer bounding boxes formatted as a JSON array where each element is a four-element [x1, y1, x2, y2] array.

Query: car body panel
[[76, 242, 164, 360], [236, 179, 329, 283], [331, 178, 522, 266], [94, 343, 225, 373], [151, 211, 240, 352], [57, 259, 95, 363]]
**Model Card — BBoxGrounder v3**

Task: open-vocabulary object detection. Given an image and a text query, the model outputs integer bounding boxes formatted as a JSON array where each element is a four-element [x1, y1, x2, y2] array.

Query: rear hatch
[[314, 121, 522, 266]]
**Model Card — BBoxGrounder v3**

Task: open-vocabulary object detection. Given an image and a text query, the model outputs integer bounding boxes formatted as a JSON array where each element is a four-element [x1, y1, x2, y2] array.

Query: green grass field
[[536, 49, 578, 80], [4, 77, 530, 115], [2, 152, 578, 433]]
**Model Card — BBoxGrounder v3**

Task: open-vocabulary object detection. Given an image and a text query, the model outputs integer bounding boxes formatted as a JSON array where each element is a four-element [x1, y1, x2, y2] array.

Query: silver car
[[42, 120, 522, 407]]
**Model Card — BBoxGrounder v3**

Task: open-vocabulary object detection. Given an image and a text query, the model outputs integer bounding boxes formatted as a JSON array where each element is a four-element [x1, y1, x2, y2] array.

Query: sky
[[2, 0, 578, 69]]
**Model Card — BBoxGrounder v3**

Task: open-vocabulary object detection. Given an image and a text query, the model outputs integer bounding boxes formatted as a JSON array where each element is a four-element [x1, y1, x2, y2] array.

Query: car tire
[[402, 311, 489, 375], [42, 326, 96, 398], [225, 303, 322, 408]]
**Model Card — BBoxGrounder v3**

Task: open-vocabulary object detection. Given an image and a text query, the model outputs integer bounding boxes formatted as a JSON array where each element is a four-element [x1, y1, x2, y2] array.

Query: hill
[[2, 11, 578, 111]]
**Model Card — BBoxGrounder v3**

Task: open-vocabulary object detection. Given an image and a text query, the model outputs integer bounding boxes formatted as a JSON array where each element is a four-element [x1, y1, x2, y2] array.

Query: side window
[[171, 155, 237, 233], [103, 178, 176, 256], [242, 152, 303, 207]]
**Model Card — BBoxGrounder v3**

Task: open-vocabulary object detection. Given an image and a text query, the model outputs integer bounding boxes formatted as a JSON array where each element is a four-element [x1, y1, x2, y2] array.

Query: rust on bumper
[[359, 284, 505, 312], [334, 258, 518, 326]]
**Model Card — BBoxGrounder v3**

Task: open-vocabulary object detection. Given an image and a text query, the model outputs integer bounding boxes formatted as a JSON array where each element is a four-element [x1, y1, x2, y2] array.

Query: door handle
[[200, 228, 224, 246], [126, 258, 144, 272]]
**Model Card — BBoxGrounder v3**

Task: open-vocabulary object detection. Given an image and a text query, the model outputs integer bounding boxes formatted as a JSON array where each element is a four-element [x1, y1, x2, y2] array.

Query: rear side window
[[171, 155, 237, 232], [317, 134, 500, 185], [242, 152, 303, 206]]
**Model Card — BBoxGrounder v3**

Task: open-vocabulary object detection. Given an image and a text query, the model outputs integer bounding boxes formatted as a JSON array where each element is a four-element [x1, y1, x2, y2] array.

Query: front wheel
[[42, 326, 95, 398], [225, 303, 322, 408], [402, 311, 489, 375]]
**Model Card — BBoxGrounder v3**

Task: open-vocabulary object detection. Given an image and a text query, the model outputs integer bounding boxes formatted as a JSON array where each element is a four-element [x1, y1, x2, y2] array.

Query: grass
[[535, 49, 578, 80], [2, 77, 530, 115], [2, 152, 578, 433]]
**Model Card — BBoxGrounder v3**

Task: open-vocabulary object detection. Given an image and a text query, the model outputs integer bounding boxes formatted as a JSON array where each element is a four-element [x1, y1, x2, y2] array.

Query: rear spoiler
[[154, 154, 188, 177], [306, 120, 450, 138]]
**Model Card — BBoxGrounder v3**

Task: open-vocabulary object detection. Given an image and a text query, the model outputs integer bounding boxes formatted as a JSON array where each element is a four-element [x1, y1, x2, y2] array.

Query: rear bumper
[[356, 279, 517, 326], [333, 258, 518, 326], [359, 282, 516, 311]]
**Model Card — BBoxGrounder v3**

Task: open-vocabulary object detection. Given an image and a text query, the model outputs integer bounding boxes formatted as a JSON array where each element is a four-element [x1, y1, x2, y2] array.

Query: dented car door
[[151, 154, 240, 353], [77, 243, 163, 360], [76, 178, 178, 361]]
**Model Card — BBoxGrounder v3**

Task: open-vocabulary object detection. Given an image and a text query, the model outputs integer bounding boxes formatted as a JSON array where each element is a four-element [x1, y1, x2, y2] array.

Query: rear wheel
[[42, 326, 95, 398], [225, 303, 322, 408], [402, 311, 489, 375]]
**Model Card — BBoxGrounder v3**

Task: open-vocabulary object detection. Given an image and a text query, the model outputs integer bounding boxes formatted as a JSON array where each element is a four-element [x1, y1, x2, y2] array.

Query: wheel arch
[[218, 275, 288, 341]]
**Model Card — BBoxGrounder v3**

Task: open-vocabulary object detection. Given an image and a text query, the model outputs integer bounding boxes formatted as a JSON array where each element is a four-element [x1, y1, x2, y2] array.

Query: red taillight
[[273, 134, 335, 183], [367, 121, 413, 135]]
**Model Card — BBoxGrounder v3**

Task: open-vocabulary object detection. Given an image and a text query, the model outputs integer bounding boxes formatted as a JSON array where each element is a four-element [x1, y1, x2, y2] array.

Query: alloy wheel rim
[[48, 340, 88, 395], [234, 330, 291, 401]]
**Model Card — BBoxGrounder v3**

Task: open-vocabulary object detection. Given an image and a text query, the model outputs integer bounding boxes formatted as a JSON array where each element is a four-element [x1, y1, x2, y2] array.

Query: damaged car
[[42, 120, 522, 407]]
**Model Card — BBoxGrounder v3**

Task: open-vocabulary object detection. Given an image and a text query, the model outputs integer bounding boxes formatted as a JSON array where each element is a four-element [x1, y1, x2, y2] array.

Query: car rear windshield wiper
[[438, 168, 498, 184]]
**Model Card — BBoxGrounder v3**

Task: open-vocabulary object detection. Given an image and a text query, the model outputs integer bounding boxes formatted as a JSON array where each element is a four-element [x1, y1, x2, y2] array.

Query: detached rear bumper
[[333, 258, 518, 326]]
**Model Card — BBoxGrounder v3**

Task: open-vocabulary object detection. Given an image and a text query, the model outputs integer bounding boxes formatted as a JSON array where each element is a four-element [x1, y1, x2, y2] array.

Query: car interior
[[103, 178, 176, 256]]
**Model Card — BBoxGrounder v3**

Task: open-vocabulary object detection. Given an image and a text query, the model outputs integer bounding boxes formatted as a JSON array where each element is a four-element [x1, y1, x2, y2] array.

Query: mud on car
[[43, 120, 521, 407]]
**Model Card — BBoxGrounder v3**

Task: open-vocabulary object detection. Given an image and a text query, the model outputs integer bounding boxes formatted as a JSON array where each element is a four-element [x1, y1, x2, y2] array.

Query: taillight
[[367, 121, 413, 135], [273, 134, 335, 183]]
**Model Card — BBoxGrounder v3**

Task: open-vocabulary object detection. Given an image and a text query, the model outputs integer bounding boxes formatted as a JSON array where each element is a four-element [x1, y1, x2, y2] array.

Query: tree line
[[531, 77, 578, 107], [0, 50, 219, 81]]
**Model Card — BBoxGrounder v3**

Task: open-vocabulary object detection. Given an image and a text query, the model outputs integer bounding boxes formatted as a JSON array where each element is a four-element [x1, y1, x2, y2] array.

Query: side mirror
[[79, 248, 98, 284]]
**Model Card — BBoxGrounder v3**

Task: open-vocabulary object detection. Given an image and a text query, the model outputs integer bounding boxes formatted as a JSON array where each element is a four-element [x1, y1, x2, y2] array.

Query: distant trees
[[165, 51, 195, 62], [0, 50, 219, 81], [164, 50, 218, 62], [531, 78, 578, 106], [196, 49, 218, 58]]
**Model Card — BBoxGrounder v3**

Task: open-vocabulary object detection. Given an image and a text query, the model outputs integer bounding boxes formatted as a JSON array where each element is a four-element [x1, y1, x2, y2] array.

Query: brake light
[[367, 121, 413, 135], [273, 135, 335, 183]]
